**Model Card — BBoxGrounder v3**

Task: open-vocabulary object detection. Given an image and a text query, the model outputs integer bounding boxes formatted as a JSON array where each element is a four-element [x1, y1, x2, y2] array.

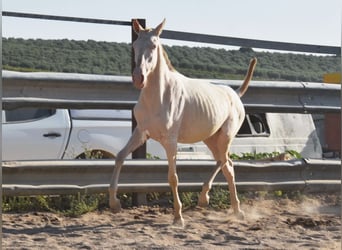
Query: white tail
[[237, 57, 257, 97]]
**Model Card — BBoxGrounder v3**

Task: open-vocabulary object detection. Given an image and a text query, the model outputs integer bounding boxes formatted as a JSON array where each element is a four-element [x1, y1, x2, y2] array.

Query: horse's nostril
[[132, 72, 145, 89]]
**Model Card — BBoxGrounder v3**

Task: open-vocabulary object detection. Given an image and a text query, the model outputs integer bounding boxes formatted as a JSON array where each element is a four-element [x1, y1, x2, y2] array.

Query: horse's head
[[132, 19, 165, 89]]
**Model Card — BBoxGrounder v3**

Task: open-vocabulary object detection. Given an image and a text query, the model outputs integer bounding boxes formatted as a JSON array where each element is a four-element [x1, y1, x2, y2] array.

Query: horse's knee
[[116, 151, 126, 164], [221, 162, 235, 179], [168, 173, 179, 187], [201, 182, 211, 193]]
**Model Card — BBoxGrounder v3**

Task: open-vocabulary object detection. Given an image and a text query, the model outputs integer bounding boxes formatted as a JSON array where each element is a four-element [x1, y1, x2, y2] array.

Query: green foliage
[[180, 192, 198, 209], [46, 193, 98, 217], [230, 152, 278, 160], [285, 150, 302, 159], [2, 193, 105, 217], [77, 148, 104, 159], [230, 150, 301, 160], [2, 196, 50, 213], [146, 153, 160, 160], [208, 186, 230, 209], [2, 38, 131, 75], [3, 38, 340, 82]]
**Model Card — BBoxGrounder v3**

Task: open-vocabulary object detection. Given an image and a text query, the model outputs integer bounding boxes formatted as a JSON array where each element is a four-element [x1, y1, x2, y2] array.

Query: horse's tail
[[236, 57, 257, 97]]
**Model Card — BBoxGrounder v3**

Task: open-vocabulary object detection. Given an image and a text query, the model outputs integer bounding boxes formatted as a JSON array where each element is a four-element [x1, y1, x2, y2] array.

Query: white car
[[2, 108, 212, 160], [2, 108, 322, 161]]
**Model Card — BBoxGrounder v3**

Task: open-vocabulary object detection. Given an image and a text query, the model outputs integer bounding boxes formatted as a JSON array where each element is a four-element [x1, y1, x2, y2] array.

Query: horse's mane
[[161, 46, 176, 72]]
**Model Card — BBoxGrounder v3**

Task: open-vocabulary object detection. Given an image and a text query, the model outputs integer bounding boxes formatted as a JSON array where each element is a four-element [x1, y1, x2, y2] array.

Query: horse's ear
[[133, 19, 144, 34], [154, 19, 166, 36]]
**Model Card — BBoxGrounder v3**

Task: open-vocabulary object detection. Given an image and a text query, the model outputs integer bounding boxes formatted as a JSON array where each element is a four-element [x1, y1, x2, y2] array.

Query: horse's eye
[[150, 37, 157, 50]]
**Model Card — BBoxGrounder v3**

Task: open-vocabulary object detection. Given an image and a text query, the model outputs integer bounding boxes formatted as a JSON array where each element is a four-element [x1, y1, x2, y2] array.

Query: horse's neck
[[139, 46, 173, 108]]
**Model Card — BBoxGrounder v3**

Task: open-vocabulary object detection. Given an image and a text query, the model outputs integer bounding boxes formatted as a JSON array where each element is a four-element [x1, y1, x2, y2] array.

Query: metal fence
[[3, 71, 340, 113], [3, 11, 340, 55], [3, 159, 340, 196], [2, 13, 341, 196], [3, 71, 341, 196]]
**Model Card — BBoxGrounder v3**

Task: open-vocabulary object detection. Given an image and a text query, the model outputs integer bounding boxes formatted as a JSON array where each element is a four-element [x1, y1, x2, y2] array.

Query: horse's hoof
[[109, 198, 122, 213], [197, 199, 209, 208], [197, 194, 209, 207], [235, 210, 245, 220], [173, 217, 185, 228]]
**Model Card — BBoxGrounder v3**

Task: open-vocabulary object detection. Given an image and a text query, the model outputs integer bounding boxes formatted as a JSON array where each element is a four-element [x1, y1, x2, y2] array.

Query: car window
[[70, 109, 131, 120], [5, 108, 56, 123], [237, 114, 270, 137]]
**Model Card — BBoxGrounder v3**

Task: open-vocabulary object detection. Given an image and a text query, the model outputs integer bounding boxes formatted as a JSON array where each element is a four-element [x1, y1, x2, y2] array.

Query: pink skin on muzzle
[[132, 67, 145, 89]]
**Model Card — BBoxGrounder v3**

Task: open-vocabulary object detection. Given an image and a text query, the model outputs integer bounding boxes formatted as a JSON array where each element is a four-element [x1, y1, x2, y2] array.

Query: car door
[[2, 108, 71, 160]]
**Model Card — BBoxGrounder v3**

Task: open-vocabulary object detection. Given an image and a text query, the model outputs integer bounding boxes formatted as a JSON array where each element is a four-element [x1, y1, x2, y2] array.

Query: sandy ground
[[2, 193, 341, 250]]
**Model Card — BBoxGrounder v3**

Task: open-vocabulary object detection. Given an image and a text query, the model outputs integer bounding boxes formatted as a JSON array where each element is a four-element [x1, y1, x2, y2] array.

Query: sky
[[2, 0, 342, 52]]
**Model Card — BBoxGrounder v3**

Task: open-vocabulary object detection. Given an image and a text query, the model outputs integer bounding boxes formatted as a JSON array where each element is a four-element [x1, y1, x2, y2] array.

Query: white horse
[[109, 19, 257, 227]]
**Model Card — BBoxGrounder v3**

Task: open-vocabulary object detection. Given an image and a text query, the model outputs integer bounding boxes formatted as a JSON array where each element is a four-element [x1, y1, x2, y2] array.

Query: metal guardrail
[[2, 159, 340, 196], [2, 13, 341, 198], [3, 11, 340, 55], [161, 30, 341, 55], [3, 71, 340, 113], [2, 11, 132, 26]]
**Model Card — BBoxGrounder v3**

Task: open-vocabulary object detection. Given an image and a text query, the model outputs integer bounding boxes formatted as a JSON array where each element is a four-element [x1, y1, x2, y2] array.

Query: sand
[[2, 193, 341, 249]]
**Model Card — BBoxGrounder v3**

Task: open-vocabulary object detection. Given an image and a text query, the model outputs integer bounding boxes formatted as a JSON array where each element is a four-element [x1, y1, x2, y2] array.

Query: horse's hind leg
[[198, 161, 221, 207], [200, 123, 244, 219], [198, 134, 222, 207], [218, 122, 244, 219], [221, 157, 244, 219]]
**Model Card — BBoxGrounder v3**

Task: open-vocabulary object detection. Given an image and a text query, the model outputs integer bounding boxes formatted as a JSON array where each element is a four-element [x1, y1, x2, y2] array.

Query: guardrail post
[[131, 18, 146, 159], [131, 18, 148, 206]]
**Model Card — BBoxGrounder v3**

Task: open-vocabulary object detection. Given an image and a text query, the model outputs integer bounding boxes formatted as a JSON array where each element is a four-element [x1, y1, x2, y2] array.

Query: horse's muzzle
[[132, 68, 145, 89]]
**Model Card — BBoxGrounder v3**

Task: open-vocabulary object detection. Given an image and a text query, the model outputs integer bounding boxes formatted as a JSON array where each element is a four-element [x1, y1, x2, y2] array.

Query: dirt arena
[[2, 193, 341, 249]]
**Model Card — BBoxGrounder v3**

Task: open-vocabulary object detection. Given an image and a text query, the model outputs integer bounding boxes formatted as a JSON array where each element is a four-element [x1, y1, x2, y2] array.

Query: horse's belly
[[177, 113, 225, 143], [177, 91, 230, 142], [177, 128, 214, 143]]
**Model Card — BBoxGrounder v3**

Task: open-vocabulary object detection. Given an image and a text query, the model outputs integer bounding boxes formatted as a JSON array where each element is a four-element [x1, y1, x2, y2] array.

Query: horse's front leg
[[109, 128, 148, 213], [163, 141, 184, 227]]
